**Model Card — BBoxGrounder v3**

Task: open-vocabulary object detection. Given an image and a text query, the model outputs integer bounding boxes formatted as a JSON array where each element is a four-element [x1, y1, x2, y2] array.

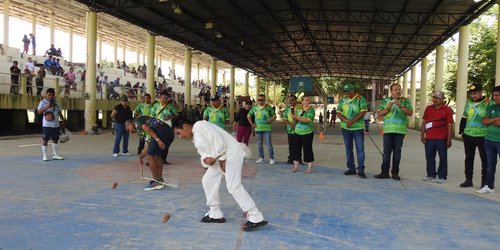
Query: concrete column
[[455, 25, 470, 137], [273, 83, 277, 107], [397, 76, 402, 85], [435, 45, 445, 91], [136, 44, 140, 67], [146, 34, 156, 97], [230, 66, 236, 123], [31, 15, 36, 54], [371, 80, 376, 110], [210, 59, 217, 96], [255, 77, 261, 99], [98, 37, 102, 65], [171, 55, 176, 77], [402, 71, 408, 98], [265, 80, 270, 101], [49, 13, 55, 46], [206, 66, 210, 82], [84, 11, 97, 132], [496, 7, 500, 86], [222, 71, 227, 86], [420, 57, 429, 120], [197, 63, 200, 81], [69, 28, 73, 62], [184, 48, 192, 107], [142, 49, 145, 65], [3, 0, 9, 47], [122, 45, 126, 62], [409, 65, 417, 128], [244, 72, 249, 96], [113, 37, 118, 67]]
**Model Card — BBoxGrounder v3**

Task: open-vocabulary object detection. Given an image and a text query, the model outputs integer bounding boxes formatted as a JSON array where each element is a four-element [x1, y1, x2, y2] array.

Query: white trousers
[[202, 147, 264, 223]]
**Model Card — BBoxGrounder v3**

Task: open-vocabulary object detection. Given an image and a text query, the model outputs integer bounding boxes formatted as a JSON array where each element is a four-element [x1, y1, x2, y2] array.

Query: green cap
[[343, 83, 354, 92]]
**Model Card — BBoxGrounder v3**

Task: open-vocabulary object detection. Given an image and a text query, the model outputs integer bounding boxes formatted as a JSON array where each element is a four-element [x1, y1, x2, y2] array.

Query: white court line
[[19, 143, 52, 148]]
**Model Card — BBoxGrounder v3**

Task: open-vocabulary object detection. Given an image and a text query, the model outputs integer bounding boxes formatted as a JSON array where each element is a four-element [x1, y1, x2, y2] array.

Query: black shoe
[[242, 220, 268, 231], [392, 173, 401, 181], [200, 215, 226, 223], [459, 181, 473, 188], [286, 160, 293, 164], [358, 172, 367, 179], [344, 170, 357, 176], [164, 161, 170, 165], [374, 173, 390, 179]]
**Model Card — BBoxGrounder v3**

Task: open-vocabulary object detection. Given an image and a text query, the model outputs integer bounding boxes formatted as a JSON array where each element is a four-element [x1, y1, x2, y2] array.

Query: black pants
[[292, 132, 314, 163], [138, 137, 145, 154], [287, 133, 295, 162], [462, 134, 487, 186], [36, 79, 44, 96]]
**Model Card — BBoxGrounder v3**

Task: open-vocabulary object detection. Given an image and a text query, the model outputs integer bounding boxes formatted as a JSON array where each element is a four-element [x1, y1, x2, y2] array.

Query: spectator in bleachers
[[130, 67, 138, 78], [109, 77, 121, 100], [45, 44, 57, 56], [133, 82, 140, 96], [116, 61, 121, 69], [63, 67, 76, 97], [142, 63, 147, 78], [56, 48, 62, 57], [26, 57, 35, 73], [29, 34, 36, 55], [25, 68, 33, 95], [10, 61, 21, 95], [55, 58, 64, 76], [168, 67, 173, 79], [35, 66, 46, 96], [96, 76, 101, 93], [158, 67, 164, 78], [44, 55, 53, 69], [99, 75, 109, 99], [22, 35, 30, 54]]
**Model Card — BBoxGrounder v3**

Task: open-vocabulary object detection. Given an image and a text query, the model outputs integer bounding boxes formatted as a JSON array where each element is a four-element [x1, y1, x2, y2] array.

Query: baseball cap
[[343, 83, 354, 92], [210, 95, 220, 101], [467, 83, 483, 93], [120, 95, 128, 101], [431, 90, 445, 99]]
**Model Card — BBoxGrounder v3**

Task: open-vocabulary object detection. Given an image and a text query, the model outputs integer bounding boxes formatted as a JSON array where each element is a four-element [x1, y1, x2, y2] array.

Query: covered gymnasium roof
[[7, 0, 498, 81]]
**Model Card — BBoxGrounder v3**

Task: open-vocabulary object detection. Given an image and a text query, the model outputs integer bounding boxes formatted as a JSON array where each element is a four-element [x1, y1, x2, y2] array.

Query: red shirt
[[422, 104, 454, 140]]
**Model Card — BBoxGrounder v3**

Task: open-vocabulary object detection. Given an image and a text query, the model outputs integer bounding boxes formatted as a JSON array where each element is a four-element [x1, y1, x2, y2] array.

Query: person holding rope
[[290, 95, 315, 174], [172, 118, 268, 231], [282, 94, 298, 164], [374, 83, 413, 180], [126, 116, 174, 191]]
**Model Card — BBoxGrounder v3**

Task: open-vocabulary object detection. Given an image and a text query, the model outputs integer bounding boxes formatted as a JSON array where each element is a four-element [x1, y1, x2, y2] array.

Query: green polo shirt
[[337, 95, 368, 131], [152, 103, 177, 120], [134, 102, 154, 117], [485, 104, 500, 142], [248, 104, 276, 132], [463, 98, 492, 137], [378, 97, 412, 134], [294, 106, 315, 135], [203, 105, 230, 129], [282, 105, 296, 134]]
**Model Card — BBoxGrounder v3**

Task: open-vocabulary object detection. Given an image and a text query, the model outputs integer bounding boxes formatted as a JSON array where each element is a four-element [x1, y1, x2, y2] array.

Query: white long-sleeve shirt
[[192, 121, 241, 167]]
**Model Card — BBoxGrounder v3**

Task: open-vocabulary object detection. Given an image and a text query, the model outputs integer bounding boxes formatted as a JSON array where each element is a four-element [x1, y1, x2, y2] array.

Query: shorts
[[42, 127, 60, 141], [148, 124, 174, 156]]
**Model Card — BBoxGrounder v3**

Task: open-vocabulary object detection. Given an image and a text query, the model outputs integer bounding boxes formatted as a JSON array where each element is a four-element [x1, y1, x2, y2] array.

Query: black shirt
[[236, 108, 251, 127], [113, 104, 132, 124]]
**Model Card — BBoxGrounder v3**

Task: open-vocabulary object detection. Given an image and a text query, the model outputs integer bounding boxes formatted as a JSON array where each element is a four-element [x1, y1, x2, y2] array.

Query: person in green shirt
[[476, 86, 500, 194], [337, 83, 368, 178], [458, 83, 493, 188], [248, 94, 277, 165], [374, 83, 413, 180], [290, 95, 315, 174], [203, 95, 230, 129], [134, 93, 155, 154], [151, 91, 178, 164], [282, 95, 298, 164]]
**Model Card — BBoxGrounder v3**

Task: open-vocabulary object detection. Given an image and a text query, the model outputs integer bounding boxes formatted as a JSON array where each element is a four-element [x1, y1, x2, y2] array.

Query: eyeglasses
[[258, 99, 264, 101]]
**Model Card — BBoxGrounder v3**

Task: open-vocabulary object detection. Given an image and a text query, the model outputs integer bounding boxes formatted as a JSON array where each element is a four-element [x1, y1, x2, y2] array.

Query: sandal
[[200, 215, 226, 223], [242, 220, 268, 231]]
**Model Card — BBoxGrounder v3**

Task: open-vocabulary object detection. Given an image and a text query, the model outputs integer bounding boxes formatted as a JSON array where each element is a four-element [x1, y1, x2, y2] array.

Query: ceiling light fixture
[[215, 31, 223, 39], [205, 21, 214, 29], [172, 3, 182, 14]]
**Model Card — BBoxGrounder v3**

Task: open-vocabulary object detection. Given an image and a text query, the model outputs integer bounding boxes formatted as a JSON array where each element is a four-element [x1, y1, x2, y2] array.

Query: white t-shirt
[[37, 99, 61, 128], [26, 61, 34, 73]]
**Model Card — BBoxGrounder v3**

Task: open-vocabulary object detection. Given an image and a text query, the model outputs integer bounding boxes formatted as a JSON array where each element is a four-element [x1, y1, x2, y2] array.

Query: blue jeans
[[256, 131, 274, 160], [341, 129, 365, 172], [113, 122, 129, 154], [485, 139, 500, 189], [424, 139, 447, 179], [381, 133, 405, 174]]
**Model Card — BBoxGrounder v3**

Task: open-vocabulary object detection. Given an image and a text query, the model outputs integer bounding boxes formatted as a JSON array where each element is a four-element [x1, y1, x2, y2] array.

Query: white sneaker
[[435, 178, 446, 184], [422, 176, 436, 182], [113, 153, 119, 157], [53, 155, 64, 160], [269, 159, 275, 165], [255, 158, 264, 164], [476, 186, 494, 194], [43, 155, 49, 161], [120, 152, 132, 156]]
